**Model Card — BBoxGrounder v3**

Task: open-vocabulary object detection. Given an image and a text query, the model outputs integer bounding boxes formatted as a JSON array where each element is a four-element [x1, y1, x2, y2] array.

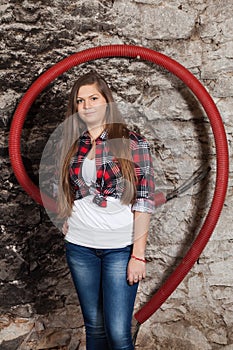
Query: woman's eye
[[76, 99, 83, 104], [91, 96, 98, 101]]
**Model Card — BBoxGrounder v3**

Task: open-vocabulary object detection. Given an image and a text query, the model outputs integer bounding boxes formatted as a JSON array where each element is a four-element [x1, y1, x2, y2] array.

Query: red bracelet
[[131, 255, 147, 263]]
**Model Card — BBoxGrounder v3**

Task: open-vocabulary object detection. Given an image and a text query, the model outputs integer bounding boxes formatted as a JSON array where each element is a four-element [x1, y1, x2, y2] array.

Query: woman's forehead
[[77, 83, 100, 97]]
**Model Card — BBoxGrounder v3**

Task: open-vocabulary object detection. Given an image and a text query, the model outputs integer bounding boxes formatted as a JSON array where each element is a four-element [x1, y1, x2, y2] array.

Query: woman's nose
[[84, 99, 91, 109]]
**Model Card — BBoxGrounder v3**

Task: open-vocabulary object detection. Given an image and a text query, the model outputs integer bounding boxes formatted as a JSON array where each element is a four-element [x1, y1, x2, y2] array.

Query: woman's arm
[[127, 211, 151, 285], [127, 134, 155, 285]]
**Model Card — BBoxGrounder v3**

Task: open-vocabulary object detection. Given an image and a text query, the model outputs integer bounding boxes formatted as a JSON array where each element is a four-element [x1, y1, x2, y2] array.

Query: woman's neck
[[88, 125, 105, 141]]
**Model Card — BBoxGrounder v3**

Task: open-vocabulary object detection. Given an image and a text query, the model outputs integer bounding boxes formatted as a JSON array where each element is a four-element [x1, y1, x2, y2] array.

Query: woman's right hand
[[62, 221, 69, 236]]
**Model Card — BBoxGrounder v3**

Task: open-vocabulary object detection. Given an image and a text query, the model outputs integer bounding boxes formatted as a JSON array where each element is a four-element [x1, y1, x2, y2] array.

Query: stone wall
[[0, 0, 232, 349]]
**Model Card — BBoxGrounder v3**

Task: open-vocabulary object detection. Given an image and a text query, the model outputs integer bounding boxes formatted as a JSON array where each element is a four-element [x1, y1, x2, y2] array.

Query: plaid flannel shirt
[[69, 130, 155, 213]]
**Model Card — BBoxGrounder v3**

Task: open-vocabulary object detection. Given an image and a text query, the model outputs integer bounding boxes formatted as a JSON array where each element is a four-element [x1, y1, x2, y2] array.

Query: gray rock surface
[[0, 0, 232, 349]]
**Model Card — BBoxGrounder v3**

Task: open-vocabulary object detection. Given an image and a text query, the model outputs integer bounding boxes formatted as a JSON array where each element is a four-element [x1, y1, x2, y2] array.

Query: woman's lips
[[84, 110, 96, 116]]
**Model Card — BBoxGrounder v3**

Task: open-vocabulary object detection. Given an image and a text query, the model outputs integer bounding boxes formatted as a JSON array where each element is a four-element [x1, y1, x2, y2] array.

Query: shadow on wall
[[144, 80, 212, 300]]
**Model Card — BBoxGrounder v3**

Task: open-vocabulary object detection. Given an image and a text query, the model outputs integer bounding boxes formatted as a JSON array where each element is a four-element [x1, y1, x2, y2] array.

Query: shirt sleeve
[[131, 136, 155, 213]]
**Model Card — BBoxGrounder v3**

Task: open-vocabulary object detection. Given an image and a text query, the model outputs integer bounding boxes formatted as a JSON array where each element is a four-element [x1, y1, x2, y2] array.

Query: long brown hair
[[57, 71, 137, 218]]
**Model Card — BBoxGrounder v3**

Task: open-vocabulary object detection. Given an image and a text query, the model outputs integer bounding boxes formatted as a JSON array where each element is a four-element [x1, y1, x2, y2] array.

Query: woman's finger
[[62, 221, 69, 235]]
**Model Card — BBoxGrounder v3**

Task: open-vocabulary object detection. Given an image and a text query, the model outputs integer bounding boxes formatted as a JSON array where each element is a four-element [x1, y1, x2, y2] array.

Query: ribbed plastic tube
[[9, 45, 229, 324]]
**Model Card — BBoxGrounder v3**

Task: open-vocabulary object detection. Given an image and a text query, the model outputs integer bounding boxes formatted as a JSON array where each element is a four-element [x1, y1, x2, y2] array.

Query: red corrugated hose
[[8, 45, 229, 334]]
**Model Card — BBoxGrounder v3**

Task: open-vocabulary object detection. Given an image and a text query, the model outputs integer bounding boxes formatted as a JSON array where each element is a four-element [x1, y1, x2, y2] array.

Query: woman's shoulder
[[128, 130, 148, 146]]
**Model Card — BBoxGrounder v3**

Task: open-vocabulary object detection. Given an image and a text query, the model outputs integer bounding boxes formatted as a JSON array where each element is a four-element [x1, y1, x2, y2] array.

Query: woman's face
[[76, 83, 107, 130]]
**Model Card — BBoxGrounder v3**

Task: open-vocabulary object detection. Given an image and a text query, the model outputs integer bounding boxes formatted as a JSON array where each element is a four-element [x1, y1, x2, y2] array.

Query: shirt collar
[[80, 129, 108, 142]]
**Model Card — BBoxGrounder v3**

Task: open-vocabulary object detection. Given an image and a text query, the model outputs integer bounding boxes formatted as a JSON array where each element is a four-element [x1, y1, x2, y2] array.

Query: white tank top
[[81, 157, 96, 186], [65, 157, 134, 248]]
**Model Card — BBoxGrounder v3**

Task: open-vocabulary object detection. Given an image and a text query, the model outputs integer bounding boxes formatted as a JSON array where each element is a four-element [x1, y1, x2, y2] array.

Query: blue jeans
[[65, 242, 138, 350]]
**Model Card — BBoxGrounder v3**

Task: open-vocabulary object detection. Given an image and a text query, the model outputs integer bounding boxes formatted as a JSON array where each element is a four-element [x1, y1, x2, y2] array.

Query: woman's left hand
[[127, 257, 146, 286], [62, 220, 69, 236]]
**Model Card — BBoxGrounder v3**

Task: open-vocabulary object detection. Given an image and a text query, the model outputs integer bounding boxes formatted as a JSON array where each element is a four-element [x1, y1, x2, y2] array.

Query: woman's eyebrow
[[77, 93, 99, 99]]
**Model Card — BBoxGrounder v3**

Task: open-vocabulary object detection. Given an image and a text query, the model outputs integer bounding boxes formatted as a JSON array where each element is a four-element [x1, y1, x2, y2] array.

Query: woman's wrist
[[131, 255, 147, 263]]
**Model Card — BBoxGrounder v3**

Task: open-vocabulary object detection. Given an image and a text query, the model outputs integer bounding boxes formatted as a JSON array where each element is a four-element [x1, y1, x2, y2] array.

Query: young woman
[[58, 71, 155, 350]]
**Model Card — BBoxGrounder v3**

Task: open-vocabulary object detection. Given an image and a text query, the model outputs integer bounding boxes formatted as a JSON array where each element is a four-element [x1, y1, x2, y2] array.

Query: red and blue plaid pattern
[[69, 130, 155, 213]]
